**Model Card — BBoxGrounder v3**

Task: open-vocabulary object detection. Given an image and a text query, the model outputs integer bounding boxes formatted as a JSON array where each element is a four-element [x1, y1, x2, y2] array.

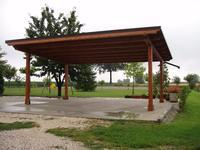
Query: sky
[[0, 0, 200, 82]]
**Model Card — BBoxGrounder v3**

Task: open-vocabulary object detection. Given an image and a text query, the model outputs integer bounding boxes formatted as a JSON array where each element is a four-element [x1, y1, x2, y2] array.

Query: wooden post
[[63, 64, 69, 100], [25, 53, 31, 105], [160, 60, 164, 103], [148, 45, 154, 111]]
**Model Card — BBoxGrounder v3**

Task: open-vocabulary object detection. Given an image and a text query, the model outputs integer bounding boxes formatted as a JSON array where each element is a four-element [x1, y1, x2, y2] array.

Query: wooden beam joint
[[145, 37, 163, 61]]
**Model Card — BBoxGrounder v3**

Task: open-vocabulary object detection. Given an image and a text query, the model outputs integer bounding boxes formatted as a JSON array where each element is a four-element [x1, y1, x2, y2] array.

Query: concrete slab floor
[[0, 96, 178, 122]]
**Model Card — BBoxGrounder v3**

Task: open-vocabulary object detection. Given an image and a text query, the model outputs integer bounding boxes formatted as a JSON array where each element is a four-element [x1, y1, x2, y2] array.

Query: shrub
[[178, 86, 191, 112], [184, 74, 199, 89], [0, 72, 4, 96], [98, 80, 105, 86]]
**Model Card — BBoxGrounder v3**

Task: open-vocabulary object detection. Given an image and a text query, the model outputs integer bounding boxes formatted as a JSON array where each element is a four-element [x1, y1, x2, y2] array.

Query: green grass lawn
[[4, 86, 147, 98], [0, 121, 38, 131], [47, 91, 200, 150]]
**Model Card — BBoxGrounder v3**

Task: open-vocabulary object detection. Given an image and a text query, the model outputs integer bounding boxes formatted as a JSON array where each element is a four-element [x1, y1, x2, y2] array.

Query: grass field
[[3, 86, 147, 97], [0, 122, 38, 131], [47, 91, 200, 150]]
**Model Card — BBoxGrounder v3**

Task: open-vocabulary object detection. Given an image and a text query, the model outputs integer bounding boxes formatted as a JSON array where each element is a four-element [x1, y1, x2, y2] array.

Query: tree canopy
[[96, 63, 125, 84], [26, 6, 96, 96], [0, 47, 6, 95], [184, 74, 199, 89], [173, 76, 181, 85], [124, 63, 145, 95], [4, 65, 17, 87]]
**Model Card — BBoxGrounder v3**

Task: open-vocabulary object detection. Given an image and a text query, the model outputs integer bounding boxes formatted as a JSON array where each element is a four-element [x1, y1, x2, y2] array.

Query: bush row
[[178, 86, 191, 112]]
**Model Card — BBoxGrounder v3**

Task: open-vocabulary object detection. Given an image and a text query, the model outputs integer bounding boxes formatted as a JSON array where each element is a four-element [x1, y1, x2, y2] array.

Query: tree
[[0, 72, 4, 96], [124, 63, 145, 95], [26, 6, 84, 96], [4, 65, 17, 87], [70, 65, 96, 91], [173, 76, 181, 85], [96, 63, 125, 84], [184, 74, 199, 89], [0, 47, 6, 95], [19, 66, 39, 77], [98, 80, 105, 87], [153, 64, 170, 97]]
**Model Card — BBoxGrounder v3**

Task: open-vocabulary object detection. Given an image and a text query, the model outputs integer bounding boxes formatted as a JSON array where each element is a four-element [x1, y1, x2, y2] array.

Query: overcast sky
[[0, 0, 200, 82]]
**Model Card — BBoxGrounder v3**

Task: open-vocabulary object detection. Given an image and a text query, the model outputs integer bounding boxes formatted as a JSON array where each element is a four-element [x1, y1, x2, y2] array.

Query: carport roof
[[6, 26, 172, 64]]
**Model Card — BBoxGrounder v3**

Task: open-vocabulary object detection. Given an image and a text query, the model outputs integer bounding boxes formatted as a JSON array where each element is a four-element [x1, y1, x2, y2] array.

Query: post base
[[63, 96, 69, 100], [159, 100, 164, 103], [148, 105, 154, 111], [25, 99, 30, 105]]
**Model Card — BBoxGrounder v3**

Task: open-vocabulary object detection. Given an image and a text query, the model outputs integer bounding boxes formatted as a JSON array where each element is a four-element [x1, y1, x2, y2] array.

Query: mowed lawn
[[47, 91, 200, 150], [4, 86, 147, 97]]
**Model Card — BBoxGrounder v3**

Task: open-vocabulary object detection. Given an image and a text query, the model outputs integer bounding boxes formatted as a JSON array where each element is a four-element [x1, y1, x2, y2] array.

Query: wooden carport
[[6, 26, 172, 111]]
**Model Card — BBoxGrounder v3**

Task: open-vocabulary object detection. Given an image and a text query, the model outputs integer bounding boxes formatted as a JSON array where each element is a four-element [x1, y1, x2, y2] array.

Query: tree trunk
[[57, 84, 62, 97], [9, 80, 11, 88], [48, 72, 51, 95], [132, 77, 135, 95], [109, 70, 112, 85]]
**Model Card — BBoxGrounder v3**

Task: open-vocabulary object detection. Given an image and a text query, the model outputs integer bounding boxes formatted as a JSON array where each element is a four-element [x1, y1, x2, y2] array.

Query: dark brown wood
[[25, 53, 31, 105], [148, 45, 154, 111], [45, 50, 148, 60], [36, 55, 150, 64], [63, 64, 69, 100], [18, 36, 147, 50], [31, 42, 147, 54], [6, 27, 160, 46], [160, 60, 164, 103]]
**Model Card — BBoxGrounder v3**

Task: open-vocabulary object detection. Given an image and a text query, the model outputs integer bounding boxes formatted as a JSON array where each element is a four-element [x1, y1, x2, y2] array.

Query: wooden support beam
[[148, 44, 154, 111], [145, 37, 163, 61], [153, 48, 162, 61], [160, 60, 164, 103], [25, 53, 31, 105], [63, 64, 69, 100]]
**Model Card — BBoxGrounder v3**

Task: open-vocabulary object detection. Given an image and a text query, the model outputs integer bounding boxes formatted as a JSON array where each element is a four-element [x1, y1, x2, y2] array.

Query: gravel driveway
[[0, 112, 91, 150]]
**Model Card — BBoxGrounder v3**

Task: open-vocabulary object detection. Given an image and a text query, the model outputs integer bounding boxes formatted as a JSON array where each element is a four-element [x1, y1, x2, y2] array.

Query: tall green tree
[[96, 63, 125, 84], [124, 63, 145, 95], [25, 6, 85, 96], [4, 65, 17, 87], [70, 65, 96, 91]]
